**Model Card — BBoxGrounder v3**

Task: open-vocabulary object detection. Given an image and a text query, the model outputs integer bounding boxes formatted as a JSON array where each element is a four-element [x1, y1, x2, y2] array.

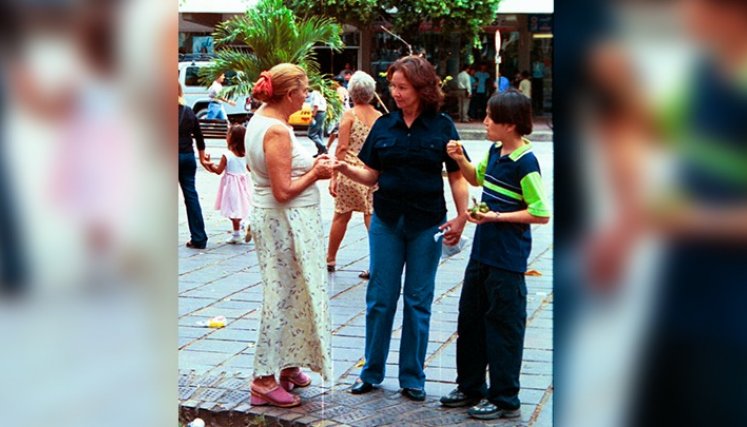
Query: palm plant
[[201, 0, 345, 122]]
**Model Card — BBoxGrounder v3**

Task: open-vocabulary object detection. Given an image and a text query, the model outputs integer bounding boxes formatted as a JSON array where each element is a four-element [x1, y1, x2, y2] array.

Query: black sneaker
[[467, 399, 521, 420], [401, 387, 426, 401], [439, 388, 481, 407]]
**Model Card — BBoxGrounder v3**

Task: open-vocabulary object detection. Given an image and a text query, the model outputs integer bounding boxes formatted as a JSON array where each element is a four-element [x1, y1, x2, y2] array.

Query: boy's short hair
[[487, 89, 533, 136]]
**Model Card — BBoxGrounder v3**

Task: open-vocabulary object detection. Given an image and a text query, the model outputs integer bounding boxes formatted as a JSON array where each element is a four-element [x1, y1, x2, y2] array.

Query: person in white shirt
[[206, 72, 236, 121], [307, 89, 328, 156], [456, 64, 472, 122], [518, 71, 532, 99]]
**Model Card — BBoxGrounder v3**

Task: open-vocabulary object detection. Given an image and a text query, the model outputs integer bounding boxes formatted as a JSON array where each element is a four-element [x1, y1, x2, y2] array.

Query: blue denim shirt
[[358, 110, 463, 231]]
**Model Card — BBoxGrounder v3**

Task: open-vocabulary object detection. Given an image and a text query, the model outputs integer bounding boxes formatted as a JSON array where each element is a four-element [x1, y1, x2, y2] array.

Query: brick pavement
[[178, 130, 554, 427]]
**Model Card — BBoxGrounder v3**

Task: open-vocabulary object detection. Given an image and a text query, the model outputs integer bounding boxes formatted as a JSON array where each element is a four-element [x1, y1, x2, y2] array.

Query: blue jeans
[[206, 102, 227, 120], [360, 213, 443, 389], [308, 111, 327, 154], [178, 152, 208, 247]]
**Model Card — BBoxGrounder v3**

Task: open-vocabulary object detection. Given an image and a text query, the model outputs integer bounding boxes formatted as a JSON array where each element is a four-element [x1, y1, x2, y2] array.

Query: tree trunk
[[359, 24, 373, 74]]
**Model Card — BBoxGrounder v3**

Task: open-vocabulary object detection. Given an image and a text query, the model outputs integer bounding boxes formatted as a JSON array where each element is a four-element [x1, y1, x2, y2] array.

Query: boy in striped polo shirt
[[440, 90, 551, 420]]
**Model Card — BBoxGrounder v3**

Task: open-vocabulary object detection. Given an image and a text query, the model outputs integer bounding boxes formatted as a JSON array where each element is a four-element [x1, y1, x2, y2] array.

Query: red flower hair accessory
[[256, 71, 274, 97]]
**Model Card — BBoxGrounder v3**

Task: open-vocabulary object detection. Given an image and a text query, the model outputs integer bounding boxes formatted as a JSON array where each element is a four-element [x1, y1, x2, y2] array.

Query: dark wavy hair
[[386, 55, 444, 113]]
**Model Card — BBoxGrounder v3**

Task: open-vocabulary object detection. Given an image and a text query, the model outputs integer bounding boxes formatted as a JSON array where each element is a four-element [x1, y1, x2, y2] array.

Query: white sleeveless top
[[223, 150, 247, 175], [245, 113, 319, 208]]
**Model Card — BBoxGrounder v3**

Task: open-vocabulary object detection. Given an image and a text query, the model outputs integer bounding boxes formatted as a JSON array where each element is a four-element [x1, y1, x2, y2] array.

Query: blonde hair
[[252, 63, 307, 104]]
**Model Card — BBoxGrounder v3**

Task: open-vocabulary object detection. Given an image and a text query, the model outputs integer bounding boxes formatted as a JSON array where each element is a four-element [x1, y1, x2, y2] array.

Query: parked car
[[178, 61, 251, 123], [288, 102, 312, 129], [178, 60, 312, 129]]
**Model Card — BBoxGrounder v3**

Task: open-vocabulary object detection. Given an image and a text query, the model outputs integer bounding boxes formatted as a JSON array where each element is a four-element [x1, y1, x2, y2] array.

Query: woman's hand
[[199, 152, 214, 171], [312, 154, 334, 180], [329, 175, 338, 197], [446, 140, 465, 162], [439, 214, 468, 246], [332, 159, 349, 174], [466, 210, 501, 225]]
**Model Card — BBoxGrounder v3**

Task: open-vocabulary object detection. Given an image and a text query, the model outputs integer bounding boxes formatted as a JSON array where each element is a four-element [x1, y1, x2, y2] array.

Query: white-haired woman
[[326, 71, 382, 277]]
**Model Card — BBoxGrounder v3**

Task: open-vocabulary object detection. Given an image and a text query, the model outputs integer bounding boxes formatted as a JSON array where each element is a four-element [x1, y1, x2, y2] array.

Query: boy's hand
[[466, 210, 500, 224], [446, 140, 465, 162]]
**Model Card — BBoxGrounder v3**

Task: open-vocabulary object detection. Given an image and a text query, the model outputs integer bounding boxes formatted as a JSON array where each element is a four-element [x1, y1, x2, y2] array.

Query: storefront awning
[[178, 0, 258, 14], [497, 0, 554, 14]]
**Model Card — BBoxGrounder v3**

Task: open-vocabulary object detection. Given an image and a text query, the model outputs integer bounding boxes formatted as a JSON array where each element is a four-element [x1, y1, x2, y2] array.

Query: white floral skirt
[[249, 205, 332, 381]]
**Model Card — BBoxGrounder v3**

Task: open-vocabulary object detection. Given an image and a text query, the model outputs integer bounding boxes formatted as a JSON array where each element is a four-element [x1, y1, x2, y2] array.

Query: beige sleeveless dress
[[335, 111, 375, 214]]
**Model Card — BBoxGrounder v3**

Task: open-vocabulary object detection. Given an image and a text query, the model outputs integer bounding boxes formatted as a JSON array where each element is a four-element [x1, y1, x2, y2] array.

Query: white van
[[178, 61, 255, 122]]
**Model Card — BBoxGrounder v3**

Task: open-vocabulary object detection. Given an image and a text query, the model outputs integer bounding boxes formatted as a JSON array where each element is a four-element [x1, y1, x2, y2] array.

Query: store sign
[[528, 15, 553, 33]]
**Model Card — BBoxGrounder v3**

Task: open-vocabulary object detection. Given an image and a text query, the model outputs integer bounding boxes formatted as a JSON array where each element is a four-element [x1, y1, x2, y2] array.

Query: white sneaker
[[226, 235, 242, 244]]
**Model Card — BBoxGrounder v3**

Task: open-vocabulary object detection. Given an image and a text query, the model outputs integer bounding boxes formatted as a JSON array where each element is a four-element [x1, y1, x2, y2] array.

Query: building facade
[[178, 0, 553, 114]]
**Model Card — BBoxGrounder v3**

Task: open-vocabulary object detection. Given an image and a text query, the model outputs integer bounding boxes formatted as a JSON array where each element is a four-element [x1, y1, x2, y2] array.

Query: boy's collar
[[493, 138, 533, 161]]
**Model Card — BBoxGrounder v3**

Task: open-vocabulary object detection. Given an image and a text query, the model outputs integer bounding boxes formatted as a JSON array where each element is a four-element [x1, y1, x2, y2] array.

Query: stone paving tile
[[520, 374, 553, 391], [184, 339, 250, 354], [180, 350, 234, 368], [222, 353, 254, 369]]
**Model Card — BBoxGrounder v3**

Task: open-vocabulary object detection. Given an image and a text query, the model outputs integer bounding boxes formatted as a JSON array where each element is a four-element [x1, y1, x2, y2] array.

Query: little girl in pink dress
[[211, 124, 252, 244]]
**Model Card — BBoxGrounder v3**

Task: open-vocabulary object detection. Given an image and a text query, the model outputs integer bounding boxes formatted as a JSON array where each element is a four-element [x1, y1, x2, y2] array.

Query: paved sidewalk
[[178, 135, 554, 427]]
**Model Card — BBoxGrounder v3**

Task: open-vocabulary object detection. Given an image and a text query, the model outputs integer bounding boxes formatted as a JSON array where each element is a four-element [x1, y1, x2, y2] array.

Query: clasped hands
[[312, 155, 350, 180]]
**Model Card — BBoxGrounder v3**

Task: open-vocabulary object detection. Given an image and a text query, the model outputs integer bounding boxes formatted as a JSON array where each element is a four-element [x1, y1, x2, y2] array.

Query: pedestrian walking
[[456, 64, 472, 122], [495, 71, 511, 94], [440, 90, 550, 419], [334, 55, 470, 402], [206, 71, 236, 121], [326, 71, 382, 278], [518, 70, 532, 99], [245, 64, 334, 408], [531, 59, 545, 113], [209, 124, 253, 244], [307, 89, 328, 156], [473, 64, 491, 119], [179, 82, 212, 249], [324, 78, 351, 150]]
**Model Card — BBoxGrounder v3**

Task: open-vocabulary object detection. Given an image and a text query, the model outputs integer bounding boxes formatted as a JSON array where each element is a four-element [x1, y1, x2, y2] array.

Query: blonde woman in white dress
[[245, 64, 334, 408]]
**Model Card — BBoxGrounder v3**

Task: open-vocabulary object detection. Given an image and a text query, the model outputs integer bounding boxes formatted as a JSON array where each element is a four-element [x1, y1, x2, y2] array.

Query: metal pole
[[374, 91, 389, 114], [495, 29, 502, 93]]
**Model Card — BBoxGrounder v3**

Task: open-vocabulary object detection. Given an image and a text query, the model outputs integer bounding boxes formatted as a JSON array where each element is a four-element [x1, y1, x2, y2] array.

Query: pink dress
[[214, 150, 252, 219]]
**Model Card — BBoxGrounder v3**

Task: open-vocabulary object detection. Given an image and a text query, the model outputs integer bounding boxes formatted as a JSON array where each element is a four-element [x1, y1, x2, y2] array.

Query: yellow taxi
[[288, 102, 313, 128]]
